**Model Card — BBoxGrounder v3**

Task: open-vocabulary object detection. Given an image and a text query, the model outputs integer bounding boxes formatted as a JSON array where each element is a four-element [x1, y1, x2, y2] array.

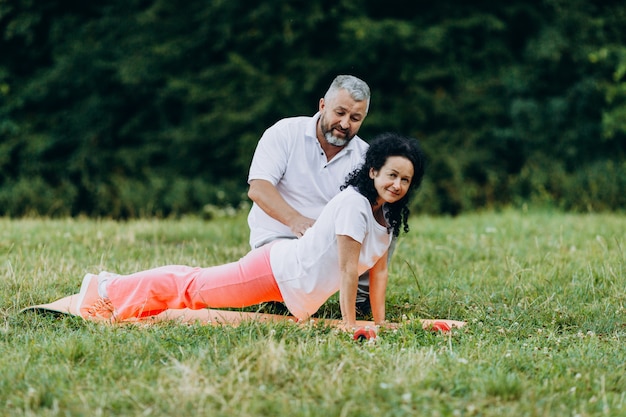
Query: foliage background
[[1, 0, 625, 218]]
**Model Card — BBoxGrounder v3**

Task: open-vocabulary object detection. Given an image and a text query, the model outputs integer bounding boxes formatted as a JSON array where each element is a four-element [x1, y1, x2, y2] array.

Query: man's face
[[318, 89, 368, 147]]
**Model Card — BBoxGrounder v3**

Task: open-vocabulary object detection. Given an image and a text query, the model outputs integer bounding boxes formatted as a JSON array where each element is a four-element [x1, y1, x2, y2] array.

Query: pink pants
[[106, 244, 283, 320]]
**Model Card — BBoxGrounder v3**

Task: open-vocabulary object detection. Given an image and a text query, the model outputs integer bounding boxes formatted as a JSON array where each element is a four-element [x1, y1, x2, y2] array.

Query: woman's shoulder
[[331, 187, 369, 207]]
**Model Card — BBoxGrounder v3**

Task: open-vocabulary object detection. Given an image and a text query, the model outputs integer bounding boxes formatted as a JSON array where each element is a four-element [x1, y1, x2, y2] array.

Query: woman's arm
[[368, 250, 389, 325], [337, 234, 361, 328]]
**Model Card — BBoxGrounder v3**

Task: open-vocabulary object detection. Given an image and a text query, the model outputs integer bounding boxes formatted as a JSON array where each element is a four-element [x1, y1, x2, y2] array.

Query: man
[[247, 75, 375, 316]]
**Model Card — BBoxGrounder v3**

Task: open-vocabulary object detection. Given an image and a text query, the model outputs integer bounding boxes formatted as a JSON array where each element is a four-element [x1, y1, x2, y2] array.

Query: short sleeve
[[333, 193, 369, 243], [248, 123, 291, 185]]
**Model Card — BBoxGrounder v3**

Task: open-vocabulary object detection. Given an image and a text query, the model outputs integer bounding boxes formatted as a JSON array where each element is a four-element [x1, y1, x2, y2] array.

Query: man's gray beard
[[325, 132, 349, 147]]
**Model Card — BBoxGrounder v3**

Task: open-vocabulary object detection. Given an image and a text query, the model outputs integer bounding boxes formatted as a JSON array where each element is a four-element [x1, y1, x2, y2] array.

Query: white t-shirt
[[247, 113, 369, 248], [269, 186, 392, 320]]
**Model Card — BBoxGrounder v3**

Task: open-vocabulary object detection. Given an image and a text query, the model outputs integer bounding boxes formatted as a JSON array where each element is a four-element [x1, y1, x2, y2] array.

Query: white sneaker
[[76, 273, 115, 322]]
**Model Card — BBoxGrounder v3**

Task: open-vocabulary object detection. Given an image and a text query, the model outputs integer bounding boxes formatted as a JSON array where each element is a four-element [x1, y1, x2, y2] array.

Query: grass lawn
[[1, 210, 625, 416]]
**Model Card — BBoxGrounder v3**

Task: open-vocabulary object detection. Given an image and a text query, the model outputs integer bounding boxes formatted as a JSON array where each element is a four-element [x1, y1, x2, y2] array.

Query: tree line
[[1, 0, 625, 218]]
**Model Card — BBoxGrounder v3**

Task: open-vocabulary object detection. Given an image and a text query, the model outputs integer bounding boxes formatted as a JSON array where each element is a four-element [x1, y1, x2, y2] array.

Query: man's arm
[[248, 179, 315, 238]]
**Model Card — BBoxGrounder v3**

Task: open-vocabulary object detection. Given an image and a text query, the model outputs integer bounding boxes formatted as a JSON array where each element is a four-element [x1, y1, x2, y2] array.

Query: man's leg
[[355, 271, 372, 318]]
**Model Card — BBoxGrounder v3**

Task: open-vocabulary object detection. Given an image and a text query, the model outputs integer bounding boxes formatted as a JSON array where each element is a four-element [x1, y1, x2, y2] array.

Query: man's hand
[[288, 215, 315, 238]]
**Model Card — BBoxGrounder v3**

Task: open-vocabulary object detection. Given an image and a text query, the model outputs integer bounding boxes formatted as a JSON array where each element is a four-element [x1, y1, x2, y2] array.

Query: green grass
[[1, 210, 625, 416]]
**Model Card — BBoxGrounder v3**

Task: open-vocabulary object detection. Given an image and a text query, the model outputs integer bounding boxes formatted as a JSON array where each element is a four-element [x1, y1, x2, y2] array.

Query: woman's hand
[[375, 320, 398, 330], [335, 321, 360, 332]]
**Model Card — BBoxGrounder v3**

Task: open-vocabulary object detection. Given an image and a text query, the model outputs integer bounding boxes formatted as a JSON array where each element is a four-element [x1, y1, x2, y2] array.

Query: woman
[[77, 132, 425, 330]]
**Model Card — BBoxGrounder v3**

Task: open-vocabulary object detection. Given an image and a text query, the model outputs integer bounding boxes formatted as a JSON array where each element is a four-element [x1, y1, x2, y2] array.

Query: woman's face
[[369, 156, 414, 205]]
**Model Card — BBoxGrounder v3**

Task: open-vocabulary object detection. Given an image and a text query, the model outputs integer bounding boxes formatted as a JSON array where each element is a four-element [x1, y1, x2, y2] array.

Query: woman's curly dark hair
[[341, 132, 425, 237]]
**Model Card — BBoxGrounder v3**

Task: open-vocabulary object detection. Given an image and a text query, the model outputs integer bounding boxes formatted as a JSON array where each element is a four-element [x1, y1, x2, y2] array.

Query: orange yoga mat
[[21, 293, 466, 331]]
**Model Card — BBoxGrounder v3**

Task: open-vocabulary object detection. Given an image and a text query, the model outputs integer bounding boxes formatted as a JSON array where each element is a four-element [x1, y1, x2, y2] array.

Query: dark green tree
[[1, 0, 624, 217]]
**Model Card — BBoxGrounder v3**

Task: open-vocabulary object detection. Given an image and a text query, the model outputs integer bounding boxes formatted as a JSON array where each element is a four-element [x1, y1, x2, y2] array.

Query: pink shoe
[[76, 273, 116, 322]]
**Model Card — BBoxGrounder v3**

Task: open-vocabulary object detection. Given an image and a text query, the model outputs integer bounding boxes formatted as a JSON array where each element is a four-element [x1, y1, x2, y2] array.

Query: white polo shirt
[[247, 113, 369, 248], [269, 186, 392, 320]]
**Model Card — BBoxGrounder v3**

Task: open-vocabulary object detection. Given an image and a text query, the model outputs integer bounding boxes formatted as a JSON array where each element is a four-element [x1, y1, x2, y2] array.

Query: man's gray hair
[[324, 75, 371, 114]]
